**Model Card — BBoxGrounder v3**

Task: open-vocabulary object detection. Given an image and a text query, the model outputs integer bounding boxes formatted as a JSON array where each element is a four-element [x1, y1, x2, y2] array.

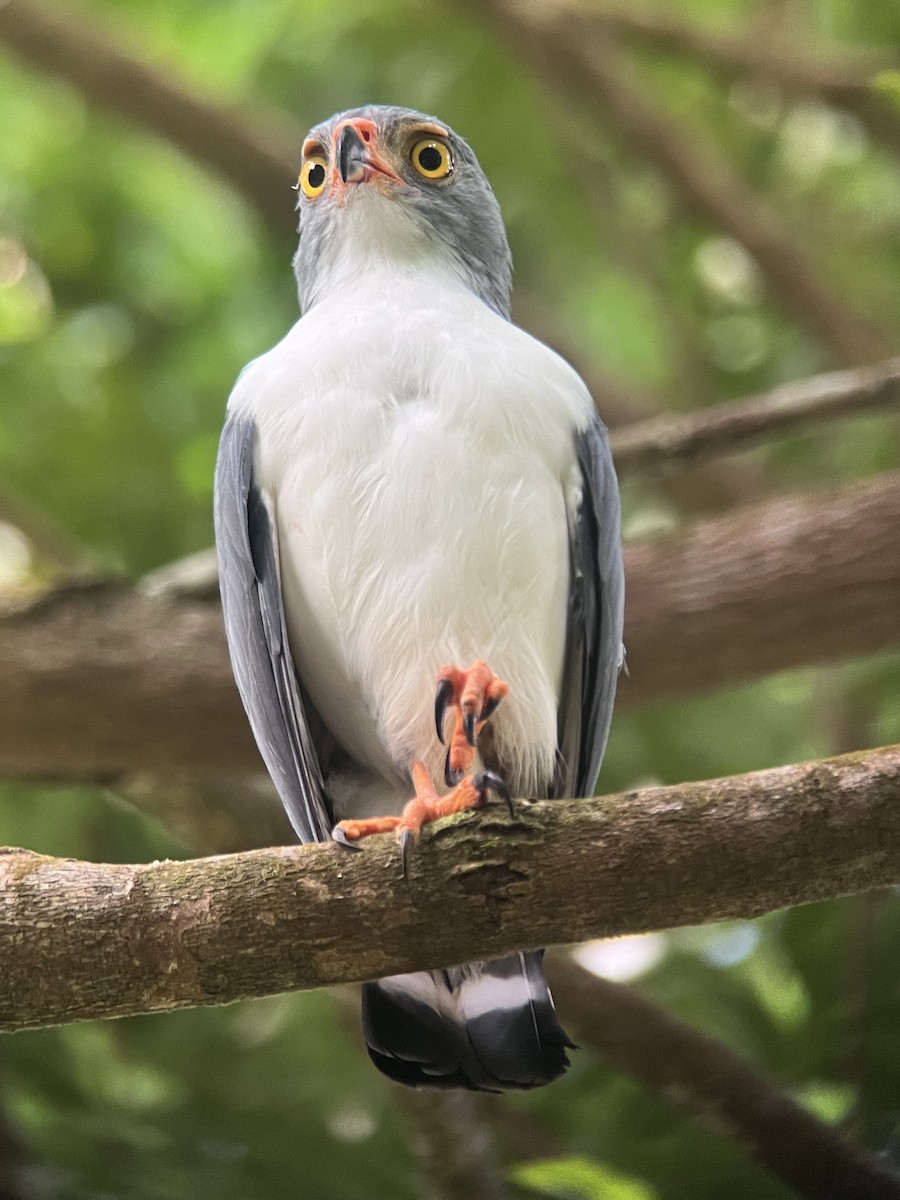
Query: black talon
[[400, 828, 416, 879], [444, 748, 463, 788], [332, 826, 363, 852], [475, 771, 514, 816], [434, 678, 453, 744], [479, 695, 502, 722], [463, 710, 477, 746]]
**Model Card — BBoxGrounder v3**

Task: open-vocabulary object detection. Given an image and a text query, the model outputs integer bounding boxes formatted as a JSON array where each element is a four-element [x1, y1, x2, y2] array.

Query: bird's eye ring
[[299, 156, 328, 199], [411, 139, 453, 181]]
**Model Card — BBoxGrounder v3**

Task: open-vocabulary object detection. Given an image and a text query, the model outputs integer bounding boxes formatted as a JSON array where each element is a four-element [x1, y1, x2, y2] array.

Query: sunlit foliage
[[2, 0, 900, 1196]]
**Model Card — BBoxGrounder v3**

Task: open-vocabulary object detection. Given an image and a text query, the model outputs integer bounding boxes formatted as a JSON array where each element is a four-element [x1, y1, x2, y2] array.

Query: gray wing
[[214, 413, 333, 843], [554, 416, 625, 799]]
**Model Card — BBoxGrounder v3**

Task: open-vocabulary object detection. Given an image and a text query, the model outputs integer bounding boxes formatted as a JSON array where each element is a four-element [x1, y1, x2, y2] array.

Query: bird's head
[[292, 105, 512, 317]]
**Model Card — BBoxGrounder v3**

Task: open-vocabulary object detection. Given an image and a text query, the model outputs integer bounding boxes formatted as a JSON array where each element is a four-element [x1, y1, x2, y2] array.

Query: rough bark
[[547, 955, 900, 1200], [2, 470, 900, 781], [1, 744, 899, 1031]]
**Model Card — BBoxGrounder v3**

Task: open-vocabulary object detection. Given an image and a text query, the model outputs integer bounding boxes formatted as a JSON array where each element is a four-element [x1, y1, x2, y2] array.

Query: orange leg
[[332, 760, 512, 875], [434, 660, 509, 783], [333, 660, 510, 873]]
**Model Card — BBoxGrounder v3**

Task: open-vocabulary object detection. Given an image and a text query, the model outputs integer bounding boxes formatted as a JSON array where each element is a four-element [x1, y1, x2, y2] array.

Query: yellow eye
[[299, 156, 327, 199], [410, 139, 453, 181]]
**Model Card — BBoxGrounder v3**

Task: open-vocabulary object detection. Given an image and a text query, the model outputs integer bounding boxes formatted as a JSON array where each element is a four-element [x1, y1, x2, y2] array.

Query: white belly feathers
[[228, 269, 594, 798]]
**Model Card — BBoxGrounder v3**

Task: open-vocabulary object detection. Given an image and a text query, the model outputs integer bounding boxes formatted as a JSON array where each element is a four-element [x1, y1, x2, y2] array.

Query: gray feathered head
[[292, 105, 512, 318]]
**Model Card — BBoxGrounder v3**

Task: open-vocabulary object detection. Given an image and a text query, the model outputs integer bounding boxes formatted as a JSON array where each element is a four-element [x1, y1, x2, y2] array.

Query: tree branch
[[0, 1068, 33, 1200], [0, 0, 300, 238], [1, 0, 894, 366], [513, 297, 770, 513], [610, 356, 900, 474], [622, 469, 900, 706], [1, 744, 899, 1030], [2, 469, 899, 780], [450, 0, 895, 366], [394, 1091, 510, 1200], [568, 2, 895, 95], [547, 955, 900, 1200], [0, 483, 92, 574], [564, 1, 900, 161]]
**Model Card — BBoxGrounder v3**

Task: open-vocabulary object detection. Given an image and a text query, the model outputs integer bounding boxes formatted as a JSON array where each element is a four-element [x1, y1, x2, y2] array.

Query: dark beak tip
[[338, 124, 368, 184]]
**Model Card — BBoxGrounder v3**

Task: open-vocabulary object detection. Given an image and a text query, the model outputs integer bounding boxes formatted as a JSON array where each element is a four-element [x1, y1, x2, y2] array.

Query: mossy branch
[[2, 744, 898, 1032]]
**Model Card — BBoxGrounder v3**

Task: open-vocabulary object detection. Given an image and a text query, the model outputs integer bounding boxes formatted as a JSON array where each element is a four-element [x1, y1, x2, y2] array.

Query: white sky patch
[[0, 237, 28, 288], [620, 501, 678, 542], [778, 103, 867, 179], [701, 922, 760, 967], [694, 236, 763, 307], [327, 1106, 378, 1143], [573, 934, 667, 982], [0, 522, 32, 587]]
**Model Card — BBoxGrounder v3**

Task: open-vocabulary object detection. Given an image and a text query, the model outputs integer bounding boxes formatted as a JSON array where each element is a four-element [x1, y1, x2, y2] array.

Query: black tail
[[361, 951, 573, 1091]]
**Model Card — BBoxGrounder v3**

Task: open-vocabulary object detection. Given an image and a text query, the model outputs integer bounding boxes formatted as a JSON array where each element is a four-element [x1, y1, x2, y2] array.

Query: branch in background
[[121, 771, 293, 853], [610, 355, 900, 474], [622, 468, 900, 706], [547, 956, 900, 1200], [3, 468, 899, 781], [327, 985, 511, 1200], [451, 0, 895, 366], [0, 0, 301, 239], [394, 1092, 510, 1200], [1, 744, 899, 1030], [0, 577, 257, 781], [2, 0, 895, 377], [567, 1, 900, 159], [513, 298, 768, 512], [0, 1068, 33, 1200], [569, 2, 894, 93], [0, 483, 92, 575]]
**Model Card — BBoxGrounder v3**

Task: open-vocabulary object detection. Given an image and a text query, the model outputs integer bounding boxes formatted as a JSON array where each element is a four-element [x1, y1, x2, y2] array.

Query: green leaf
[[872, 70, 900, 111], [511, 1156, 657, 1200]]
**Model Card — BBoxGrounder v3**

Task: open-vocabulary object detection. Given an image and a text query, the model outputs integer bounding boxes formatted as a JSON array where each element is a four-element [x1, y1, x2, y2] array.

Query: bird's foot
[[331, 815, 402, 850], [434, 659, 509, 785], [396, 762, 512, 877], [332, 760, 512, 877]]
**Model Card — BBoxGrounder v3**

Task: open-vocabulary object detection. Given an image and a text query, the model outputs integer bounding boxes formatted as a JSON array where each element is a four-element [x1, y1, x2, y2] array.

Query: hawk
[[214, 105, 624, 1091]]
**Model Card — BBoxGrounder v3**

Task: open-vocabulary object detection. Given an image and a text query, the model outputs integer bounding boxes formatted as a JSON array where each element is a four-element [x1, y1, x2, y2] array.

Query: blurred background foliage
[[1, 0, 900, 1196]]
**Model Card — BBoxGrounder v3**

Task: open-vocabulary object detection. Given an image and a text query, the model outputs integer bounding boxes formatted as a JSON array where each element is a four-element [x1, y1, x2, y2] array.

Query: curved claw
[[400, 828, 416, 879], [463, 711, 477, 746], [434, 678, 454, 745], [444, 748, 463, 788], [331, 826, 364, 852], [474, 770, 514, 816], [479, 695, 502, 723]]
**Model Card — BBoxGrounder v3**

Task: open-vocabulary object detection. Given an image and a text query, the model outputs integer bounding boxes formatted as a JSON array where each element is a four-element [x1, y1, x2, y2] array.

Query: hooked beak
[[338, 124, 368, 184], [332, 120, 404, 190]]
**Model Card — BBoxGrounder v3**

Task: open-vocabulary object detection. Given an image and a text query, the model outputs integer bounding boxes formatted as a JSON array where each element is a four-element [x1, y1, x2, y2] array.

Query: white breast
[[229, 263, 595, 800]]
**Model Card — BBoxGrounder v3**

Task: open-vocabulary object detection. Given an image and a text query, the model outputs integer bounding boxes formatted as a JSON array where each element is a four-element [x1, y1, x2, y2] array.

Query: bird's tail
[[361, 950, 573, 1091]]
